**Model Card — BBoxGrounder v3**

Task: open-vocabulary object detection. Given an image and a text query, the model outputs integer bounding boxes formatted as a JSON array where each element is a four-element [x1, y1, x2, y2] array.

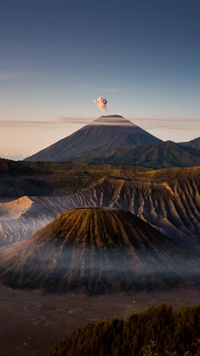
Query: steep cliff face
[[76, 177, 200, 244], [0, 208, 197, 293], [0, 170, 200, 247]]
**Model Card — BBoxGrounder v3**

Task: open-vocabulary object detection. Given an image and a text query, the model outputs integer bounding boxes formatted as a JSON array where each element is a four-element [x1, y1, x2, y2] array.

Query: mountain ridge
[[91, 140, 200, 167], [179, 136, 200, 150], [1, 165, 200, 247]]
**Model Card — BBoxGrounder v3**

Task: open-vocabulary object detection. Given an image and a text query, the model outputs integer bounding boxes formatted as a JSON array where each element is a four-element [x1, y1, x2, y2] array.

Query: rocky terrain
[[0, 124, 199, 355], [1, 207, 197, 293], [1, 285, 200, 356], [0, 165, 200, 248]]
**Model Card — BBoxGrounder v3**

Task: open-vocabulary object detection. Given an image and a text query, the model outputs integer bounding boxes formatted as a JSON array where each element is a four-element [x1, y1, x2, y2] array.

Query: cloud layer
[[0, 117, 199, 130]]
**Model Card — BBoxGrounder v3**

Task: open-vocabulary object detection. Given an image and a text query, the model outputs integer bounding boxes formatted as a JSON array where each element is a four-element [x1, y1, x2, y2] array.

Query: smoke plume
[[93, 96, 108, 113]]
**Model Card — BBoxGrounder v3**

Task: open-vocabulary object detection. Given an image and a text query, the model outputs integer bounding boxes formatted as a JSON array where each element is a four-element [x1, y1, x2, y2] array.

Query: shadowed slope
[[67, 174, 200, 244], [0, 208, 198, 293], [179, 136, 200, 150], [25, 116, 161, 162], [1, 166, 200, 247], [92, 141, 200, 167]]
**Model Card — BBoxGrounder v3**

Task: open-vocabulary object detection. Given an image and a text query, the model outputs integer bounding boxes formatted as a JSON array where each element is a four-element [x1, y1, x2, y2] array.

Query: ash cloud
[[93, 97, 108, 113]]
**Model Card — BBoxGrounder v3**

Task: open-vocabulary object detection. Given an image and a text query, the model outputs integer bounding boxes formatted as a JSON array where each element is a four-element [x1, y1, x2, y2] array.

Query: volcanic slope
[[0, 196, 33, 220], [92, 141, 200, 167], [67, 172, 200, 244], [0, 208, 198, 293], [1, 166, 200, 247], [179, 136, 200, 150], [25, 115, 162, 162]]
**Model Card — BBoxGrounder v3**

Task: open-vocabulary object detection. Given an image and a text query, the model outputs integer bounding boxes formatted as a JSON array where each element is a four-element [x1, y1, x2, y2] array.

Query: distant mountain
[[25, 115, 162, 162], [0, 207, 197, 293], [92, 141, 200, 167], [179, 136, 200, 150]]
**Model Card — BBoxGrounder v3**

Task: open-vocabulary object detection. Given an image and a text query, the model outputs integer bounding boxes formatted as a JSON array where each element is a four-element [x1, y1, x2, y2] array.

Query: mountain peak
[[93, 115, 135, 126], [100, 115, 124, 118], [24, 115, 161, 162]]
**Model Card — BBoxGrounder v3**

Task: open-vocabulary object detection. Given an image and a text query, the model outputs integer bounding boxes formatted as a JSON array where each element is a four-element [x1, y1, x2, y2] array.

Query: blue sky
[[0, 0, 200, 158]]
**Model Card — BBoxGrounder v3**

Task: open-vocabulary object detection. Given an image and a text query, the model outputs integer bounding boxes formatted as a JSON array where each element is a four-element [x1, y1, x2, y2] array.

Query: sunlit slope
[[0, 208, 197, 293], [0, 196, 33, 220]]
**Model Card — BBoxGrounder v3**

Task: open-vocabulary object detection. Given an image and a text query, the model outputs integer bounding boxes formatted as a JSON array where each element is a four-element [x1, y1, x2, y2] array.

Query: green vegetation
[[48, 304, 200, 356], [0, 159, 152, 197], [0, 159, 151, 176], [1, 158, 200, 199], [142, 341, 200, 356]]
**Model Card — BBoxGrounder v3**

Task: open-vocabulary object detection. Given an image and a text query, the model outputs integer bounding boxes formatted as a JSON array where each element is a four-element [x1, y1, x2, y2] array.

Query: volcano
[[0, 207, 197, 293], [25, 115, 162, 162]]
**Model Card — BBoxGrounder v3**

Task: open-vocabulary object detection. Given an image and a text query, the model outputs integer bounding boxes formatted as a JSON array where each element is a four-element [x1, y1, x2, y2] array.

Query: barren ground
[[1, 285, 200, 356]]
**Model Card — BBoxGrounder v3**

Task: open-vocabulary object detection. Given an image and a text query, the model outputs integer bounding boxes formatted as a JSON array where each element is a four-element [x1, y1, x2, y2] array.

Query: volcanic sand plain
[[1, 285, 200, 356]]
